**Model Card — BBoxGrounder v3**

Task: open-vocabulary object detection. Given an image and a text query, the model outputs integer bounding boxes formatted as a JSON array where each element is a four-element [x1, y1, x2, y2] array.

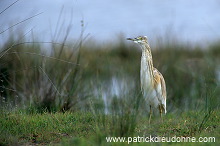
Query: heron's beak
[[127, 38, 135, 41]]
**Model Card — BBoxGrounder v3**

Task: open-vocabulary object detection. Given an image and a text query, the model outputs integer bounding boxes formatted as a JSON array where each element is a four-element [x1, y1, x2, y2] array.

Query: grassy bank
[[0, 111, 95, 145], [0, 109, 219, 145]]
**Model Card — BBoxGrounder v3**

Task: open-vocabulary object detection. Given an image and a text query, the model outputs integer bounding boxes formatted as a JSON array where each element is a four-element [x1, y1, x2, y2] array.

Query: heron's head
[[127, 36, 151, 51], [127, 36, 148, 45]]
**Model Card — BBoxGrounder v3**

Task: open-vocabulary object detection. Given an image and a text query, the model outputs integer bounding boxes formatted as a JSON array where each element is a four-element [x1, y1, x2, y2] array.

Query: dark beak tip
[[127, 38, 133, 40]]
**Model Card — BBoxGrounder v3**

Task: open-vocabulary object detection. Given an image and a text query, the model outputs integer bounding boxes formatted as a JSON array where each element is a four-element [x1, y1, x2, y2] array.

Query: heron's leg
[[159, 105, 163, 123], [149, 105, 152, 124]]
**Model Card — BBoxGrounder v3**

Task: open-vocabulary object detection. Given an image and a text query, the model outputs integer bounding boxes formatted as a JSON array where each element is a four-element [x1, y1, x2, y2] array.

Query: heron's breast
[[140, 58, 152, 88]]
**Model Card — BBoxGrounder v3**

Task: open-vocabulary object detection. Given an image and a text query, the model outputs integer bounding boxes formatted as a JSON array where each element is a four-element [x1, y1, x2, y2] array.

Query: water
[[93, 76, 135, 114], [1, 0, 220, 46]]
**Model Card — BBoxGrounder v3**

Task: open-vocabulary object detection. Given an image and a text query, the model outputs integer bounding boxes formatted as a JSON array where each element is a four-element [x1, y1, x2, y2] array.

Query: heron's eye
[[138, 37, 142, 40]]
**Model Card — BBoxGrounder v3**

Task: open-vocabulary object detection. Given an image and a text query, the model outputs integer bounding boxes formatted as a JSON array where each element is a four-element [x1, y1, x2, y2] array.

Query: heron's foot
[[160, 115, 163, 123], [159, 105, 163, 123], [149, 105, 152, 125], [149, 115, 152, 125]]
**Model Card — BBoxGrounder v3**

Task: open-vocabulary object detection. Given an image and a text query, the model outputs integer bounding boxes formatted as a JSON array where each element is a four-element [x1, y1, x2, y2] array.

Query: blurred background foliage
[[0, 32, 219, 114]]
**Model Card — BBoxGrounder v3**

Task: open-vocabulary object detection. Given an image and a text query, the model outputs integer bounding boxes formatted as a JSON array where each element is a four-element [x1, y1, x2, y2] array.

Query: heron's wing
[[153, 68, 167, 111]]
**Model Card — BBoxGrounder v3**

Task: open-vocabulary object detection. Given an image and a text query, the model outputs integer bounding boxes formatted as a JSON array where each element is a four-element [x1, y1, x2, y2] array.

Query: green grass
[[0, 110, 95, 145], [0, 110, 219, 145]]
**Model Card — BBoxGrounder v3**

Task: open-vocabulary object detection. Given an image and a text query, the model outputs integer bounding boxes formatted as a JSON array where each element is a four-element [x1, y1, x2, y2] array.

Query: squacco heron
[[127, 36, 167, 124]]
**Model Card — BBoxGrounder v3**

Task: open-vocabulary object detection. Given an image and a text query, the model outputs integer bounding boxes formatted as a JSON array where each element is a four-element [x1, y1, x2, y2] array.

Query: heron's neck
[[141, 44, 154, 85], [140, 43, 152, 56]]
